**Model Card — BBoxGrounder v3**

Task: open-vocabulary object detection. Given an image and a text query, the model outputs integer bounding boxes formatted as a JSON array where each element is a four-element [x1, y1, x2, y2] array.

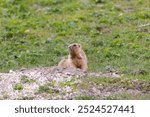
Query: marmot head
[[68, 43, 82, 57]]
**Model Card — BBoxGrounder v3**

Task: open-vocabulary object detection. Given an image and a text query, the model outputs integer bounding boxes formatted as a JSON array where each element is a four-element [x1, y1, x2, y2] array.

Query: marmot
[[58, 43, 88, 71]]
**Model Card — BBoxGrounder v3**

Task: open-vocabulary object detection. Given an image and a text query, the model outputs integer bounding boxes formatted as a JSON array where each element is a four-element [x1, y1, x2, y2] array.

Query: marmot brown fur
[[58, 43, 88, 71]]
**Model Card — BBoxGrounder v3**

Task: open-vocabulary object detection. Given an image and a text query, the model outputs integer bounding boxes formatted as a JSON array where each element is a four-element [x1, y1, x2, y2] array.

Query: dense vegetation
[[0, 0, 149, 81]]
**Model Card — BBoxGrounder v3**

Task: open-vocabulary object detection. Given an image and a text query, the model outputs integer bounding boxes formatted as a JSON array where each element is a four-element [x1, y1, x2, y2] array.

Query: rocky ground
[[0, 67, 149, 100]]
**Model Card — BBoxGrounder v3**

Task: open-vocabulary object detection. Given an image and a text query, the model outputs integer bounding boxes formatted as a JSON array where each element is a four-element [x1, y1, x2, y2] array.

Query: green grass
[[104, 93, 150, 100], [20, 75, 35, 84], [38, 85, 52, 94], [0, 0, 149, 80], [13, 83, 23, 91], [77, 77, 150, 99]]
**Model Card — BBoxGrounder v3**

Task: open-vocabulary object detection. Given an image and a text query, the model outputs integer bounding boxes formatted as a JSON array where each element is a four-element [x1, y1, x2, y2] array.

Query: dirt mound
[[0, 67, 123, 100], [3, 67, 149, 100]]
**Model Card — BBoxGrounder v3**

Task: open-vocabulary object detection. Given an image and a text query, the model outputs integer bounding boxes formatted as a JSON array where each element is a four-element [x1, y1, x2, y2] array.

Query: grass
[[77, 76, 150, 99], [104, 93, 150, 100], [13, 83, 23, 91], [38, 85, 52, 94], [20, 75, 35, 83], [87, 77, 150, 92], [0, 0, 149, 82]]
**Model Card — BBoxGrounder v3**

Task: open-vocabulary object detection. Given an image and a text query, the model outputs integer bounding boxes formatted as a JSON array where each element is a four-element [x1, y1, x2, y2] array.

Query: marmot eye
[[73, 44, 76, 46]]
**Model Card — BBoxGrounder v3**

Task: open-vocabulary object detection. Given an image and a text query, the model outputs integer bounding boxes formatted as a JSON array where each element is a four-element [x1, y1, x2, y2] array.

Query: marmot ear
[[68, 45, 71, 48]]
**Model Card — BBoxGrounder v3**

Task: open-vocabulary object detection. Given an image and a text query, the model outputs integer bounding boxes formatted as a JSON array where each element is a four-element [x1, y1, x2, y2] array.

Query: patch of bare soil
[[0, 67, 149, 100]]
